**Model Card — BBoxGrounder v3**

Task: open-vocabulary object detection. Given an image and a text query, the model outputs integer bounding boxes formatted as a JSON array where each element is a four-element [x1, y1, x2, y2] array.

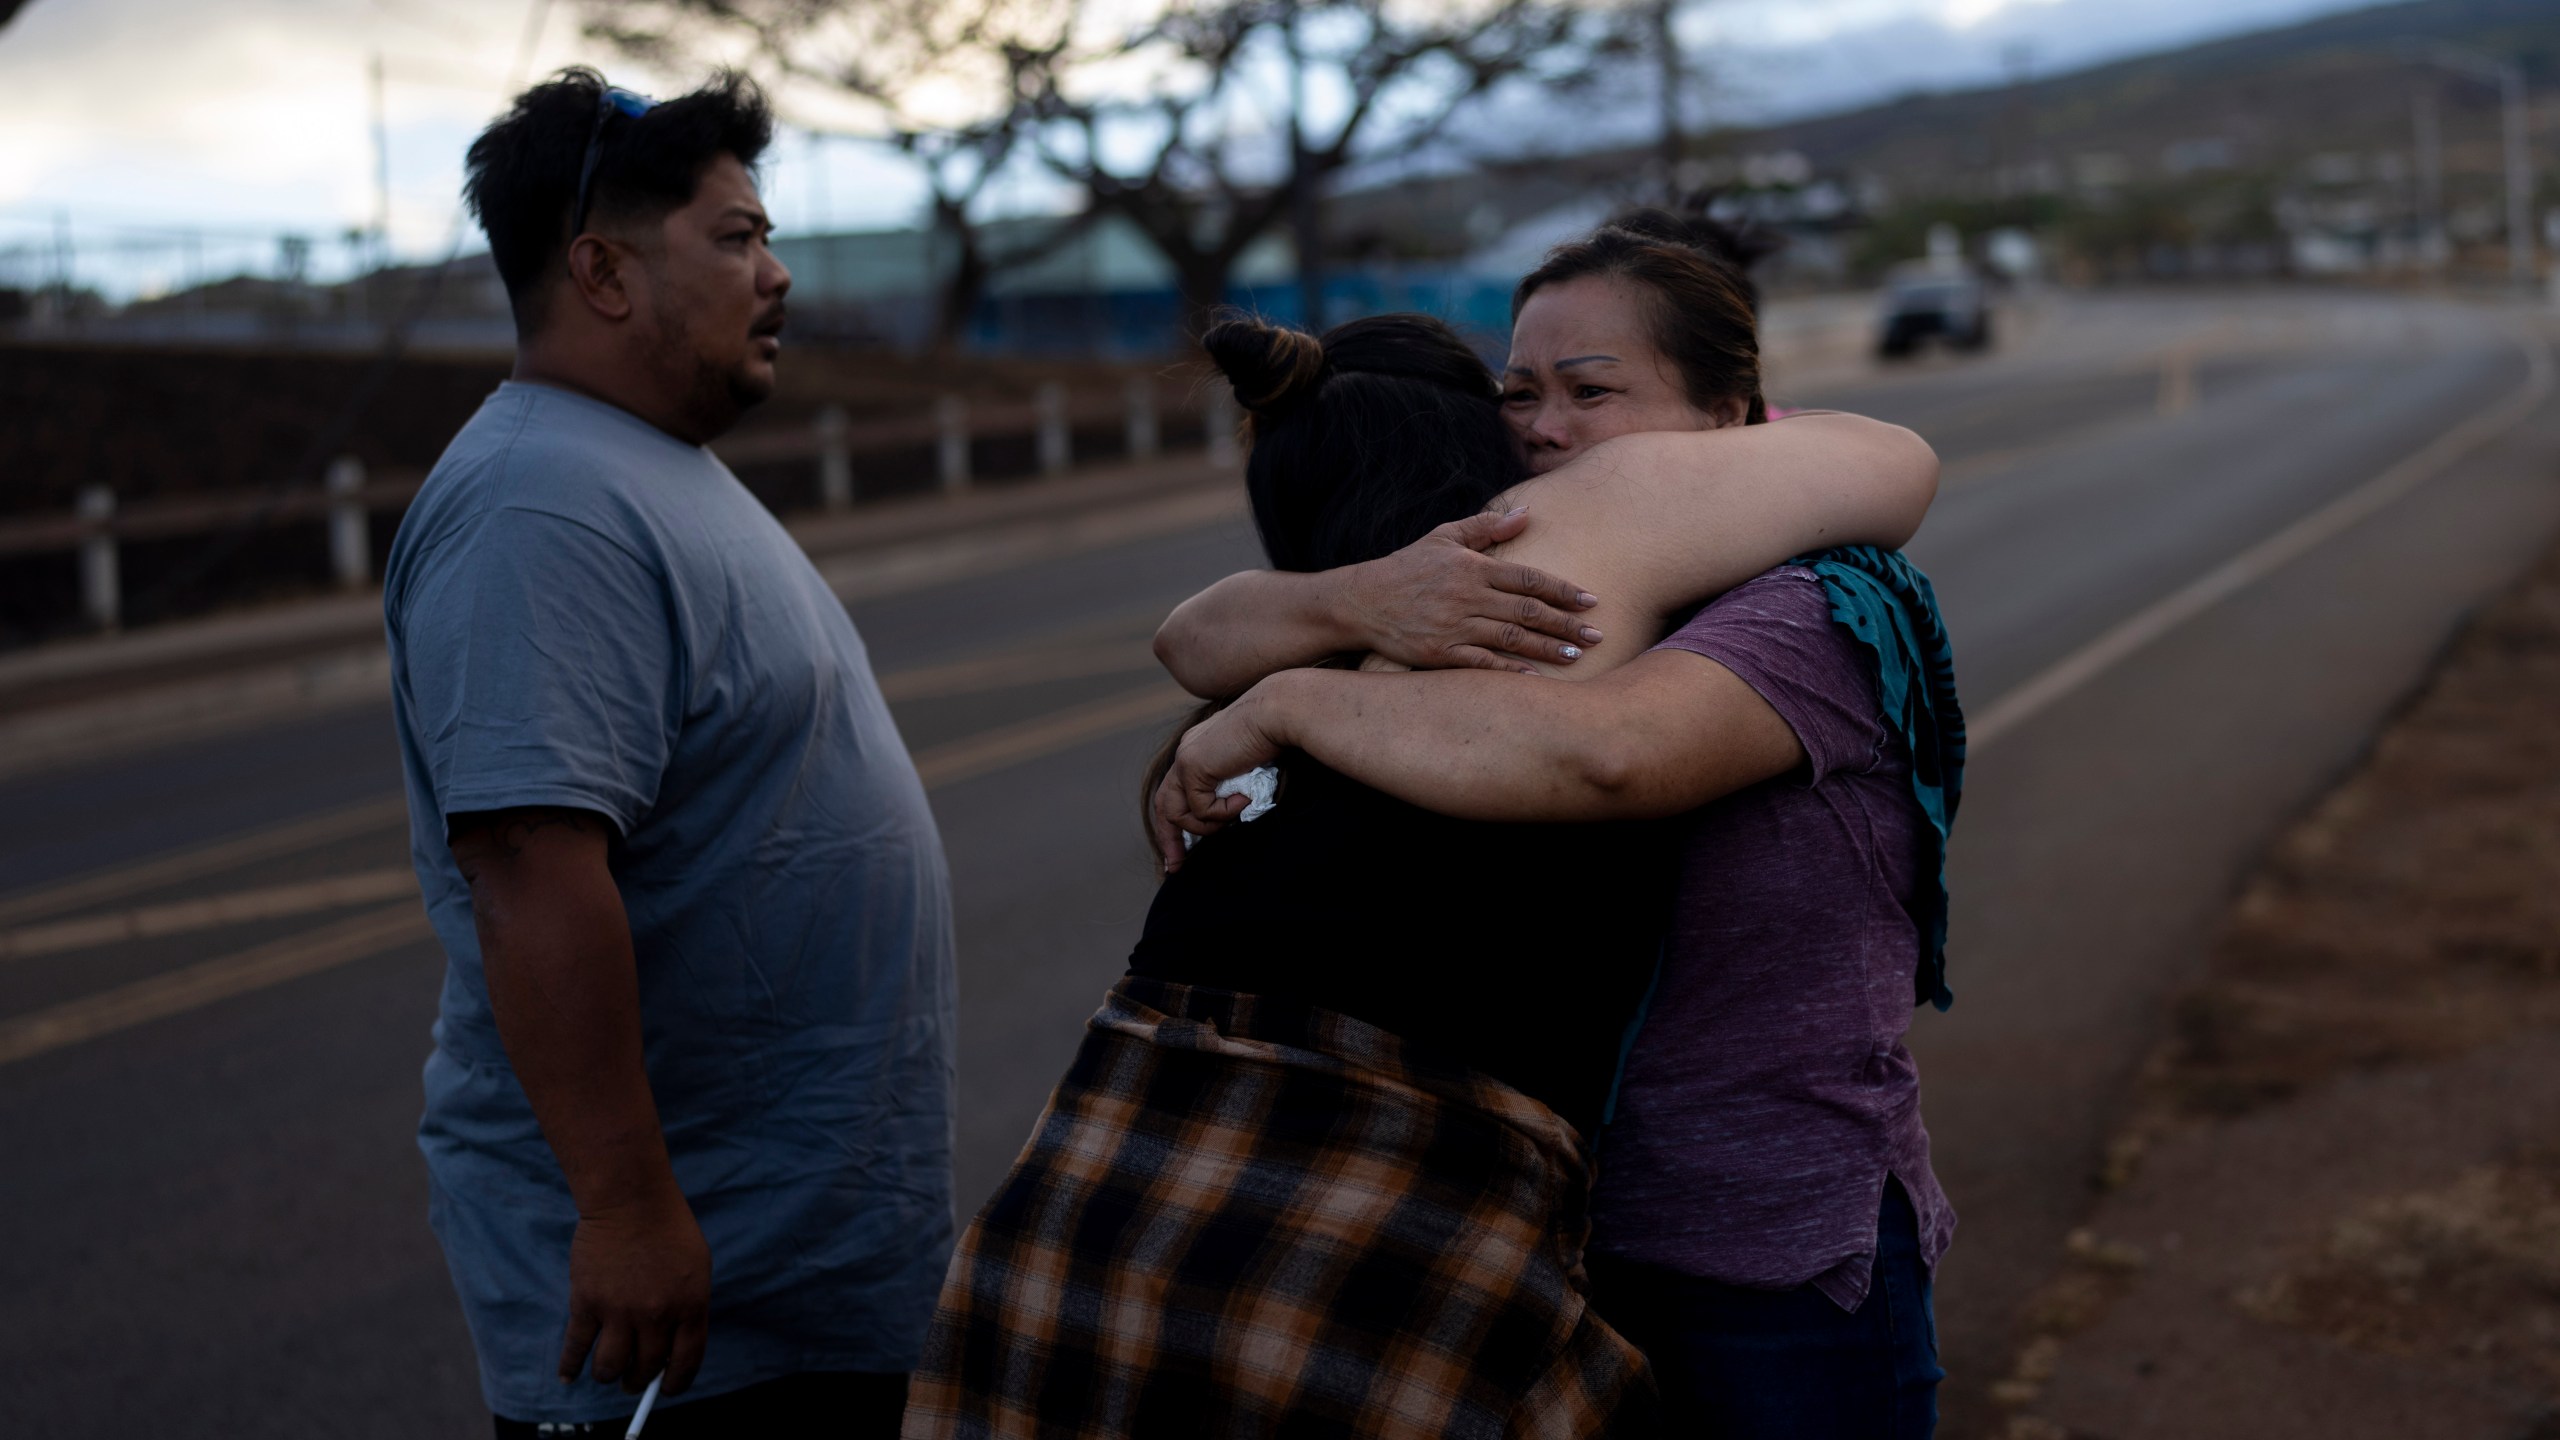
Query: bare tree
[[1030, 0, 1600, 333], [595, 0, 1603, 345], [588, 0, 1085, 352]]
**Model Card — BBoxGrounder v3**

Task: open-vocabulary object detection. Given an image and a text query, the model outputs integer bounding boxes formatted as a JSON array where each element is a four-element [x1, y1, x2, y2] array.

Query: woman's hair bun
[[1605, 204, 1785, 275], [1202, 317, 1327, 415]]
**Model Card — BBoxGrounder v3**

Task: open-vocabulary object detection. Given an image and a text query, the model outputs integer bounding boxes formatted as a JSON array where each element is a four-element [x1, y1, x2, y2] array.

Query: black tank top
[[1129, 759, 1680, 1134]]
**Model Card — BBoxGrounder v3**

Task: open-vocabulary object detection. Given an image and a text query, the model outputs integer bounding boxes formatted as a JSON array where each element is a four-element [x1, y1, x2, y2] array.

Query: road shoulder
[[1997, 532, 2560, 1440]]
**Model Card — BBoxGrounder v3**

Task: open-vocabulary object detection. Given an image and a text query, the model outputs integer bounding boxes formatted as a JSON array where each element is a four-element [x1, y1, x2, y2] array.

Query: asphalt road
[[2, 289, 2555, 1436]]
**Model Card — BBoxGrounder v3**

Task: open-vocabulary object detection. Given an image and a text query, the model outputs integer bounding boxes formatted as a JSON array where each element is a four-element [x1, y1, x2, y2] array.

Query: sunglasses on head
[[570, 85, 658, 240]]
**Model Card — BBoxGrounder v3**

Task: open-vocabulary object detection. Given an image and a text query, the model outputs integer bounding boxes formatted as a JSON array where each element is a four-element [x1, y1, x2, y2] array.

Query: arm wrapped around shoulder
[[1484, 414, 1939, 667]]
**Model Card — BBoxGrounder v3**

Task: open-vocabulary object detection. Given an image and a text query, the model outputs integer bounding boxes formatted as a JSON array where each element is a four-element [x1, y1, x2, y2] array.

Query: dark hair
[[1141, 313, 1522, 851], [463, 67, 774, 331], [1513, 206, 1781, 424], [1201, 312, 1522, 573]]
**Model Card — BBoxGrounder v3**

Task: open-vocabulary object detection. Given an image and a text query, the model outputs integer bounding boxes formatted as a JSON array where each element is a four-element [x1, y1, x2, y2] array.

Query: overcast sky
[[0, 0, 2378, 294]]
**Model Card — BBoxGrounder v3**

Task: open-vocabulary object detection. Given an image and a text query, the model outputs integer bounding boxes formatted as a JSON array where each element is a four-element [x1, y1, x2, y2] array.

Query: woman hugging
[[904, 209, 1963, 1440]]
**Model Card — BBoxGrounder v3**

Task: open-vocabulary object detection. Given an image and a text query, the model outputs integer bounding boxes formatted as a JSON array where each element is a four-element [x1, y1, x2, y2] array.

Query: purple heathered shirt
[[1590, 565, 1955, 1310]]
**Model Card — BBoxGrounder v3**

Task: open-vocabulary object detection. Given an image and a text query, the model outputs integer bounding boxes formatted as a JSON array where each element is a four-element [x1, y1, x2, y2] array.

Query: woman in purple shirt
[[1155, 215, 1953, 1437]]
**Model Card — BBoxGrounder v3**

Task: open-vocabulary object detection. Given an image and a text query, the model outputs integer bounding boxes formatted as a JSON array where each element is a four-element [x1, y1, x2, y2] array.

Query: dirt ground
[[1987, 533, 2560, 1438]]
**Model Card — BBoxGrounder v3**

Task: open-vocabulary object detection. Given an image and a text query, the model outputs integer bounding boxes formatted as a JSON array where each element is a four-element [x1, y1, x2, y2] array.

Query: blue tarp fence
[[965, 267, 1519, 360]]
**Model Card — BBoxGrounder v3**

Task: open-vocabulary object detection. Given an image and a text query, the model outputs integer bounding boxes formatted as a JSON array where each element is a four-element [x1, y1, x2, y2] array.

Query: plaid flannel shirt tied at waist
[[903, 976, 1656, 1439]]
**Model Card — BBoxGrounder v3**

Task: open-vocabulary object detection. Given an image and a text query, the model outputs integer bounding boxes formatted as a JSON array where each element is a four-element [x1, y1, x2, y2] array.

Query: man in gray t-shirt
[[388, 72, 953, 1435]]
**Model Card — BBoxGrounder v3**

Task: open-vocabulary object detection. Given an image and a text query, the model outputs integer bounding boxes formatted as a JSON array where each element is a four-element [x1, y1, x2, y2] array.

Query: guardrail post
[[326, 455, 369, 589], [76, 484, 118, 632], [1124, 376, 1158, 461], [2157, 346, 2197, 418], [815, 404, 853, 512], [935, 394, 971, 492], [1035, 382, 1070, 477], [1205, 389, 1241, 469]]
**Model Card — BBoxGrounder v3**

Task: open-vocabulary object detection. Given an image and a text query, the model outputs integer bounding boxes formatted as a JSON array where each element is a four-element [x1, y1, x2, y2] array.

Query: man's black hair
[[463, 67, 774, 331]]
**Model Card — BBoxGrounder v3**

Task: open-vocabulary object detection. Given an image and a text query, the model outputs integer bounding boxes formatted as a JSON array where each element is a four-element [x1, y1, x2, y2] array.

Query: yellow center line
[[0, 904, 434, 1068], [0, 673, 1183, 961], [0, 795, 413, 930], [911, 682, 1197, 791], [0, 867, 418, 962], [0, 681, 1199, 1063], [0, 617, 1188, 928], [878, 639, 1160, 703]]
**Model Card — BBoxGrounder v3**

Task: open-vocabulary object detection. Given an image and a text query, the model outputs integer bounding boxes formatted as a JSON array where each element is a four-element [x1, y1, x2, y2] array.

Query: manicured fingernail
[[1578, 626, 1603, 643], [1505, 505, 1528, 518], [1559, 645, 1581, 660], [1576, 592, 1598, 607]]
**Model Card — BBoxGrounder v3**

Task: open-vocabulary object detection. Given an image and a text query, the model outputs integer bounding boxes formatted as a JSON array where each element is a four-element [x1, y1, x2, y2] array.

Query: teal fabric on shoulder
[[1790, 545, 1965, 1010]]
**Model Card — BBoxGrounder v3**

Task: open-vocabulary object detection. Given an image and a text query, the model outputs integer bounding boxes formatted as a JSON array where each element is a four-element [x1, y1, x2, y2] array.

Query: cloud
[[0, 0, 556, 243], [0, 0, 2382, 288], [1690, 0, 2370, 124]]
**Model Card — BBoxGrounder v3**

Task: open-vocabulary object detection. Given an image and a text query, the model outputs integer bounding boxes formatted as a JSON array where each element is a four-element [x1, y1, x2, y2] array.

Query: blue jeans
[[1588, 1182, 1942, 1439]]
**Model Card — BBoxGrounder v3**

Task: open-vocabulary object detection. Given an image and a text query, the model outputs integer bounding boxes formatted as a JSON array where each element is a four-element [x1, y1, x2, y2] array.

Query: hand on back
[[1344, 508, 1603, 674]]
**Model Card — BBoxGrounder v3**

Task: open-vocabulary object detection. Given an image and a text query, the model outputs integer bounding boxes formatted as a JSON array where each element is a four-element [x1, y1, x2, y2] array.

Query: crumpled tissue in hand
[[1180, 765, 1280, 850]]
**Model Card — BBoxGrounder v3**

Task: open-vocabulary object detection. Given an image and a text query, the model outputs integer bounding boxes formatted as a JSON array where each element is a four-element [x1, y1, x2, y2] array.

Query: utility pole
[[2413, 84, 2445, 267], [2500, 60, 2534, 289], [809, 131, 842, 311], [368, 51, 392, 272], [1651, 0, 1683, 202], [184, 230, 205, 333], [50, 209, 72, 315], [2410, 44, 2537, 289], [2002, 42, 2039, 195], [1285, 0, 1324, 332]]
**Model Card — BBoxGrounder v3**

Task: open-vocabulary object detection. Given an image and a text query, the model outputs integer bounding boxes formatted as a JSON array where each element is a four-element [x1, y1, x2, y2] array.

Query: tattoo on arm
[[448, 807, 609, 882]]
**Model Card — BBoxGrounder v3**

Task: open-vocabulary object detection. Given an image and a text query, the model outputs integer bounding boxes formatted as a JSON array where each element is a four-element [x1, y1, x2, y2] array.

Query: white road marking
[[1969, 323, 2557, 753]]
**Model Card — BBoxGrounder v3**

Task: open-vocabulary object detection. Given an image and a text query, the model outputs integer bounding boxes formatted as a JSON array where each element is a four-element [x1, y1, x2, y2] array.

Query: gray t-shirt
[[385, 382, 956, 1422], [1592, 566, 1953, 1310]]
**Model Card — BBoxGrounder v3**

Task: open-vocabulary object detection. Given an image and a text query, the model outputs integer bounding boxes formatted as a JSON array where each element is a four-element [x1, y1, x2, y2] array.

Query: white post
[[935, 393, 971, 493], [816, 404, 853, 511], [2413, 87, 2445, 269], [326, 455, 369, 589], [1035, 381, 1071, 477], [1205, 388, 1241, 469], [1124, 376, 1159, 461], [76, 484, 118, 632], [2156, 346, 2196, 418]]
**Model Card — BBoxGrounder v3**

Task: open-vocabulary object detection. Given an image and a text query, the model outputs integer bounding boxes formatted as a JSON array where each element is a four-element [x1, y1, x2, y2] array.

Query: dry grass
[[2148, 545, 2560, 1125], [1995, 537, 2560, 1429], [2235, 1150, 2560, 1395]]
